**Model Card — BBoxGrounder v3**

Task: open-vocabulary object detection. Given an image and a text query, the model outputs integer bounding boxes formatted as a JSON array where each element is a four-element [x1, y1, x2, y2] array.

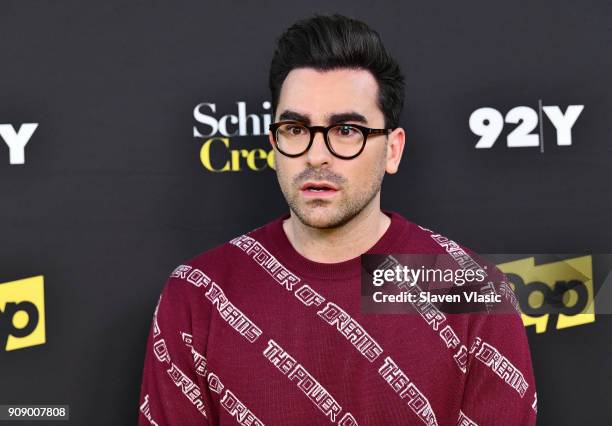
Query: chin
[[294, 204, 354, 229], [301, 216, 338, 229]]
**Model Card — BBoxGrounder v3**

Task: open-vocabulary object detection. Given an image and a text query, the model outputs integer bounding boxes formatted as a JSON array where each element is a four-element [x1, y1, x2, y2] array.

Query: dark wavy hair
[[269, 13, 405, 129]]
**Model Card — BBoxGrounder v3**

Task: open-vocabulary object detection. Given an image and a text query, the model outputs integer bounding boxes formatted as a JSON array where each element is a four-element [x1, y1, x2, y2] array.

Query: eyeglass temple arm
[[368, 128, 394, 135]]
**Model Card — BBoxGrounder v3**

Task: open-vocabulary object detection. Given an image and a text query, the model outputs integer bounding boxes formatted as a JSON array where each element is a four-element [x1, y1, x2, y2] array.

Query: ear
[[385, 127, 406, 174]]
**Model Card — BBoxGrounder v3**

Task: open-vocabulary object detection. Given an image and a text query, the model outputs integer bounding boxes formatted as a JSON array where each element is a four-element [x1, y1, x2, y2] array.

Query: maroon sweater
[[138, 210, 537, 425]]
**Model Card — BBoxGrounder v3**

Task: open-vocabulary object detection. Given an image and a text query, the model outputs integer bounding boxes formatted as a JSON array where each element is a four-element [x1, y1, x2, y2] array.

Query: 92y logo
[[469, 103, 583, 150], [0, 123, 38, 164]]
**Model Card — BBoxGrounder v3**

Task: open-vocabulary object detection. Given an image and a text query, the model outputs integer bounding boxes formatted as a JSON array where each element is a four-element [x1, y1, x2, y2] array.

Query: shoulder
[[394, 213, 521, 314], [164, 217, 277, 288], [396, 213, 483, 260], [154, 239, 241, 320]]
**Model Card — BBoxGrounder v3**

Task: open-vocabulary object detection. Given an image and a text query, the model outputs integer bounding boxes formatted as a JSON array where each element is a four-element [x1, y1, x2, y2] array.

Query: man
[[139, 14, 537, 425]]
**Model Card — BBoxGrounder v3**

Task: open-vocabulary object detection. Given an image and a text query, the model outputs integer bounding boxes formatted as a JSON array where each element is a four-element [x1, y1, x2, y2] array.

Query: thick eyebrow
[[328, 112, 368, 125], [278, 109, 368, 126], [278, 110, 310, 123]]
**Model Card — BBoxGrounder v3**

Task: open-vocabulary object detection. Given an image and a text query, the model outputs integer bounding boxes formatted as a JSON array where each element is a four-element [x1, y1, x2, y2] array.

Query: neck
[[282, 197, 391, 263]]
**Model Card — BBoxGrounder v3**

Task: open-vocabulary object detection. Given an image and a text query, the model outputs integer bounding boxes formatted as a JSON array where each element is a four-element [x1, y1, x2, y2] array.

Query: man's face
[[270, 67, 400, 229]]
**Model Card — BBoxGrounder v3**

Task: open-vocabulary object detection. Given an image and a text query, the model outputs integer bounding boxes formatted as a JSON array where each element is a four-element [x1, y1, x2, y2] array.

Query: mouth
[[299, 181, 340, 198]]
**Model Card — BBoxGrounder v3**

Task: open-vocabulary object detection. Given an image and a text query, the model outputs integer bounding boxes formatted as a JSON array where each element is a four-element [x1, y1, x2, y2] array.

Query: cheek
[[348, 158, 381, 182], [275, 159, 297, 187], [343, 158, 384, 192]]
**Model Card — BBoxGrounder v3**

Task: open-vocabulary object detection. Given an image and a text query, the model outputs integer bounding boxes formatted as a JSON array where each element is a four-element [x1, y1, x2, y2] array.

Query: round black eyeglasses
[[269, 120, 393, 160]]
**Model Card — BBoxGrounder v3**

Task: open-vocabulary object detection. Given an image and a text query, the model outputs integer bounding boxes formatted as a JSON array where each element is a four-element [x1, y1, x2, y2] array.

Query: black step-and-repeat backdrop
[[1, 1, 610, 425]]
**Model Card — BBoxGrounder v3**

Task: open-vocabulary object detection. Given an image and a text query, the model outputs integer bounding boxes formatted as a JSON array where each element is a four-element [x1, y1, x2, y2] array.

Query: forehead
[[276, 68, 382, 124]]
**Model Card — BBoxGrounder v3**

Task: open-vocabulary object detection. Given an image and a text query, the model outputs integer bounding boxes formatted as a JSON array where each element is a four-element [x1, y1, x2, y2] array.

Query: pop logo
[[0, 276, 46, 351], [497, 256, 595, 333]]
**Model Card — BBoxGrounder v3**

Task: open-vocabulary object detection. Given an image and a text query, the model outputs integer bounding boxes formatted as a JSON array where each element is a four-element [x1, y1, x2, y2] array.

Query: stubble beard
[[276, 158, 386, 230]]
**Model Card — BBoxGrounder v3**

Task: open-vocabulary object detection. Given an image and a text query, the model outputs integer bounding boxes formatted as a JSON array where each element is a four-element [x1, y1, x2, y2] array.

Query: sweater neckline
[[264, 209, 411, 280]]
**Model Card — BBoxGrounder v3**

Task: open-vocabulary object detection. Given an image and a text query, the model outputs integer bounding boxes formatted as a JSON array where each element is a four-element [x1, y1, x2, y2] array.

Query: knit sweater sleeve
[[457, 270, 538, 426], [138, 267, 214, 425]]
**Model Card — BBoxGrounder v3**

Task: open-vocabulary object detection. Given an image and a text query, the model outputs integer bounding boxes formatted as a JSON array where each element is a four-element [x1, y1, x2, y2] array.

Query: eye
[[287, 125, 306, 135], [334, 125, 358, 137]]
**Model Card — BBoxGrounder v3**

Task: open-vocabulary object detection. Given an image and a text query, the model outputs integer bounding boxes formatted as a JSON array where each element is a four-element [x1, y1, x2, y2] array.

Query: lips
[[299, 181, 340, 198], [300, 181, 339, 192]]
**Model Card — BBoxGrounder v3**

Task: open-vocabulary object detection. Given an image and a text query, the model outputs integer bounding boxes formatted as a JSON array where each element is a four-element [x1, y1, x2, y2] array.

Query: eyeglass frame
[[268, 120, 394, 160]]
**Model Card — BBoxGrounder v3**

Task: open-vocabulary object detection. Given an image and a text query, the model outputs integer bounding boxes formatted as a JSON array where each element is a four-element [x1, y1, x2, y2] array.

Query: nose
[[305, 128, 333, 167]]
